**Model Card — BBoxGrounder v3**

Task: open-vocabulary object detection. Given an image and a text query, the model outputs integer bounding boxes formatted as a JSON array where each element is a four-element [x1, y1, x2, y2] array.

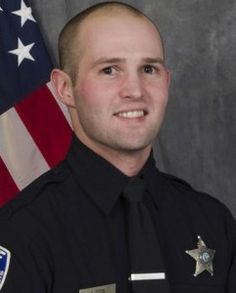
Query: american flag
[[0, 0, 72, 206]]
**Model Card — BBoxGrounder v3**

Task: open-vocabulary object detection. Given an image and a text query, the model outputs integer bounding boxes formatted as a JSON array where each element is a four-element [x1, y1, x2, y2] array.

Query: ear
[[166, 68, 171, 88], [50, 68, 76, 108], [166, 69, 171, 88]]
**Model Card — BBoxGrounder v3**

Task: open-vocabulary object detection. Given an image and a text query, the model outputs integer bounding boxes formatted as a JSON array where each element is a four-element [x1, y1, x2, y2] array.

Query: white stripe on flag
[[129, 273, 166, 281], [0, 108, 50, 190], [47, 81, 72, 127]]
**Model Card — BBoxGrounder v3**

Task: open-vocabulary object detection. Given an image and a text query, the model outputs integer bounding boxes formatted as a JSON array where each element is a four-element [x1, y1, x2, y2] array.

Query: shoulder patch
[[0, 246, 11, 290]]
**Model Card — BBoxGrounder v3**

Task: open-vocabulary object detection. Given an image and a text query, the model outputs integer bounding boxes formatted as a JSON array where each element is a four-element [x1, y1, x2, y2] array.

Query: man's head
[[58, 2, 165, 84], [51, 1, 170, 170]]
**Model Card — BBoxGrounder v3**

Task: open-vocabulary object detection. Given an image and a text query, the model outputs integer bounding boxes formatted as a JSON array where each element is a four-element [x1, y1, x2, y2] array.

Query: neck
[[75, 133, 151, 177], [99, 147, 152, 177]]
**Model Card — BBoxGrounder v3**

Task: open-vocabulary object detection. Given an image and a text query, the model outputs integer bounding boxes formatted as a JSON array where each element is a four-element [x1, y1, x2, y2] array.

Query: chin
[[121, 133, 156, 150], [114, 140, 152, 154]]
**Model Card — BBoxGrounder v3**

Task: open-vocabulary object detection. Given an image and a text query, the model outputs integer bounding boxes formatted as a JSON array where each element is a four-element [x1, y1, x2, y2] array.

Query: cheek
[[75, 79, 102, 108], [76, 77, 118, 112], [148, 81, 169, 104]]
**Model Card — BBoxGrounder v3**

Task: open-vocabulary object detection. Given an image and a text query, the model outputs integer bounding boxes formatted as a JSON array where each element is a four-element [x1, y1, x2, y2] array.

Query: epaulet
[[161, 172, 193, 190], [0, 162, 67, 219]]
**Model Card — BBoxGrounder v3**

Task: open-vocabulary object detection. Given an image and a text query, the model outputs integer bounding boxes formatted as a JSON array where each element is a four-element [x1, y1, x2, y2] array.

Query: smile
[[115, 110, 146, 119]]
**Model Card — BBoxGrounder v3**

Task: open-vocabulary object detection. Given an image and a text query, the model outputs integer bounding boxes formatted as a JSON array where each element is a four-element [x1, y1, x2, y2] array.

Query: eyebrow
[[93, 57, 126, 67], [92, 57, 165, 67], [142, 57, 165, 66]]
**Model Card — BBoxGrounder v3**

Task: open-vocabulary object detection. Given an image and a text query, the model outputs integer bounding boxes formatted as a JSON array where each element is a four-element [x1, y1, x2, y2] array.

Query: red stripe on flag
[[0, 157, 19, 206], [15, 84, 72, 168]]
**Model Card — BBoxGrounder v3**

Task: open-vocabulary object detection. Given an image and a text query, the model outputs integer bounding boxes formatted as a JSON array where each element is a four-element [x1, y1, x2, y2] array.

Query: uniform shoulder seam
[[160, 171, 193, 190], [0, 161, 68, 220]]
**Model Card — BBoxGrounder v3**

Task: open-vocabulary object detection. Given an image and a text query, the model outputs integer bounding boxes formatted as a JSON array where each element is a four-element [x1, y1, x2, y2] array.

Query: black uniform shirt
[[0, 135, 236, 293]]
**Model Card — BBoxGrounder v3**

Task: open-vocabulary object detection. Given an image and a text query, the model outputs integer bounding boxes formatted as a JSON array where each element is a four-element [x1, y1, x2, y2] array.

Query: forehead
[[76, 12, 164, 61]]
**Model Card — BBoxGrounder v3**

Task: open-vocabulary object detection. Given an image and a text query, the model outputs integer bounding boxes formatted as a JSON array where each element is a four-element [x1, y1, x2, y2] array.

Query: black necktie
[[123, 177, 171, 293]]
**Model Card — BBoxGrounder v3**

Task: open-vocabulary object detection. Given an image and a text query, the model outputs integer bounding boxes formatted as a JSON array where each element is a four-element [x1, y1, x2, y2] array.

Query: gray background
[[30, 0, 236, 217]]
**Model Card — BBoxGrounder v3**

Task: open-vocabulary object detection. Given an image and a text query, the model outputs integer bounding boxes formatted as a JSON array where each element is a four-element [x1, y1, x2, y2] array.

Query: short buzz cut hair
[[58, 1, 164, 84]]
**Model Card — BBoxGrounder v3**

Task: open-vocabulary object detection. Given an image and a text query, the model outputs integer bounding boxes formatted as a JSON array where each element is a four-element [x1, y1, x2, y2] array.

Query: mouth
[[114, 109, 147, 119]]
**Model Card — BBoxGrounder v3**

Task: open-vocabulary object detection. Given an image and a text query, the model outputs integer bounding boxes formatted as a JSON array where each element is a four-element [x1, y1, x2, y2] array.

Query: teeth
[[117, 110, 145, 118]]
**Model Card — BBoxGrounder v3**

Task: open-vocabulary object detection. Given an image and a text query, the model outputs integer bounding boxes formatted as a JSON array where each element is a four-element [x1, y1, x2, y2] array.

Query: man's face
[[71, 14, 170, 157]]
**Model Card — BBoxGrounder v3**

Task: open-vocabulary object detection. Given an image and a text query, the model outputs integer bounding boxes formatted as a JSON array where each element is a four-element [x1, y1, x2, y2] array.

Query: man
[[0, 2, 235, 293]]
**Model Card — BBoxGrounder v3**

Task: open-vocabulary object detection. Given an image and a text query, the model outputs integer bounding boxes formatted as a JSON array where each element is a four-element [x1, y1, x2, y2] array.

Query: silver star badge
[[186, 236, 216, 277]]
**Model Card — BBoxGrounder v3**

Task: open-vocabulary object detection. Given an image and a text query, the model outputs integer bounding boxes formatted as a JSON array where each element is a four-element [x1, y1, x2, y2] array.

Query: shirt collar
[[65, 134, 164, 215], [66, 134, 129, 215], [137, 151, 169, 209]]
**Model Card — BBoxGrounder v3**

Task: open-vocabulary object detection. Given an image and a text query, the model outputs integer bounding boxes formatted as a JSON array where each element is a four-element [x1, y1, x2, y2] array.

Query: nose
[[119, 72, 144, 100]]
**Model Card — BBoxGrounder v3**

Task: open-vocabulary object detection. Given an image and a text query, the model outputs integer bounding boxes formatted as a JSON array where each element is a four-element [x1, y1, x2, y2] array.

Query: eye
[[143, 64, 156, 74], [102, 67, 114, 75]]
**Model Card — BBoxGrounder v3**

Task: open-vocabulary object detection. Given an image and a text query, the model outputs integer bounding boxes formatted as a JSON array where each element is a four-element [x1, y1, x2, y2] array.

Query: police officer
[[0, 2, 235, 293]]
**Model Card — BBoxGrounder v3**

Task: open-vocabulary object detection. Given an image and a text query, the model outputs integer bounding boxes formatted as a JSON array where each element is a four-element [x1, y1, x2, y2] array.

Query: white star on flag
[[9, 38, 35, 66], [0, 6, 3, 11], [12, 0, 36, 27]]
